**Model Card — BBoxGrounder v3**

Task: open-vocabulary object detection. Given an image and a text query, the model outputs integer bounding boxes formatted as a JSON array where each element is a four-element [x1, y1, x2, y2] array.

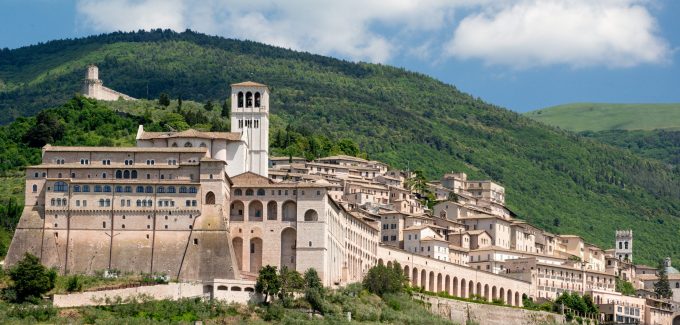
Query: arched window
[[73, 185, 80, 192], [254, 92, 261, 107], [123, 170, 130, 179], [137, 186, 144, 193], [115, 186, 123, 193], [158, 186, 165, 193], [304, 209, 318, 222], [136, 199, 141, 207], [82, 185, 90, 192], [34, 172, 39, 178], [103, 185, 112, 192], [171, 142, 178, 147], [125, 186, 132, 193], [256, 188, 265, 196], [54, 181, 68, 192], [234, 189, 242, 196], [62, 198, 67, 206], [146, 186, 153, 193], [245, 189, 254, 196], [168, 186, 176, 193], [180, 187, 187, 193], [102, 172, 107, 179], [184, 142, 192, 147], [131, 170, 138, 179], [237, 91, 244, 108], [116, 170, 122, 179], [50, 198, 55, 206], [99, 199, 105, 206], [32, 184, 38, 192], [58, 173, 62, 178], [676, 282, 679, 288], [147, 200, 152, 206], [245, 92, 253, 107], [189, 187, 197, 194], [205, 191, 216, 204]]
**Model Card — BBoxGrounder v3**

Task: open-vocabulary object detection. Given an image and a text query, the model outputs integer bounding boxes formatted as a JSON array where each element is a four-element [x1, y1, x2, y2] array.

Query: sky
[[1, 0, 679, 112]]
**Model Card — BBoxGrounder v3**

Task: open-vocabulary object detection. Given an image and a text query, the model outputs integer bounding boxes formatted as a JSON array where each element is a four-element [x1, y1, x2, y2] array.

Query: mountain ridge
[[1, 29, 679, 265]]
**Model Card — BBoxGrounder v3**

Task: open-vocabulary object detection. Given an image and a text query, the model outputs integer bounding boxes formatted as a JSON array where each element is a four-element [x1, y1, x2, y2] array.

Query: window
[[131, 170, 137, 179], [246, 189, 253, 196], [123, 170, 130, 179], [186, 200, 191, 206], [189, 187, 197, 194], [180, 187, 187, 193], [82, 185, 90, 192], [32, 184, 38, 192], [102, 172, 107, 179], [116, 186, 123, 193], [158, 187, 165, 193], [116, 170, 122, 179], [103, 185, 111, 192], [146, 186, 153, 193], [168, 186, 176, 193], [54, 181, 67, 192], [137, 186, 144, 193], [234, 189, 242, 196], [125, 186, 132, 193], [257, 189, 265, 196]]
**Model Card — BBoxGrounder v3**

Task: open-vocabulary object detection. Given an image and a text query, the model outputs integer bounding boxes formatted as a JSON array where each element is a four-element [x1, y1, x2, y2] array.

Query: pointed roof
[[231, 81, 268, 88]]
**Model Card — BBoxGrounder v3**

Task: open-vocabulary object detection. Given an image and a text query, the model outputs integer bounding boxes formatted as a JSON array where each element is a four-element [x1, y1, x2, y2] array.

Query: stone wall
[[53, 280, 260, 308], [415, 294, 565, 325]]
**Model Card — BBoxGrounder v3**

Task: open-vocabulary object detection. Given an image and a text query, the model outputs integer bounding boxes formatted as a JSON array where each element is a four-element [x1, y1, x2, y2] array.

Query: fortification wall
[[416, 294, 566, 325]]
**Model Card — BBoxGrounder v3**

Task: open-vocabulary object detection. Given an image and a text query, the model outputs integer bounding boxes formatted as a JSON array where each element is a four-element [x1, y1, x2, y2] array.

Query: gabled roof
[[231, 81, 268, 88], [138, 128, 242, 141], [231, 172, 272, 186]]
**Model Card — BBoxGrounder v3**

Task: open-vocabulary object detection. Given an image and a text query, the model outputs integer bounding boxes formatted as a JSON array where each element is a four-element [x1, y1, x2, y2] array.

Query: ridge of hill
[[525, 103, 680, 132], [1, 30, 680, 265]]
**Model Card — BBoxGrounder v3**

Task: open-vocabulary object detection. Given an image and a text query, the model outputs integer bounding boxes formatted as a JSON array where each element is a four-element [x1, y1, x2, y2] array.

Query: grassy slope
[[525, 103, 680, 132], [2, 31, 680, 265]]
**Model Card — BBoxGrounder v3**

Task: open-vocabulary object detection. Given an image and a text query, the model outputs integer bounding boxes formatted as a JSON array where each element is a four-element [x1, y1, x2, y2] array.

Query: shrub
[[66, 275, 83, 292], [362, 261, 407, 296], [5, 253, 56, 303], [7, 304, 57, 322]]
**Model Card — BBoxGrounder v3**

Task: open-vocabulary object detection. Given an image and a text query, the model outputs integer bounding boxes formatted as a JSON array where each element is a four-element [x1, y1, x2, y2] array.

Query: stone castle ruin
[[82, 65, 135, 101]]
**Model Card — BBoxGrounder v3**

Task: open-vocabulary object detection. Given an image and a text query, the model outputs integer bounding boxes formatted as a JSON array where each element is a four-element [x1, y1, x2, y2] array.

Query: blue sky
[[1, 0, 679, 112]]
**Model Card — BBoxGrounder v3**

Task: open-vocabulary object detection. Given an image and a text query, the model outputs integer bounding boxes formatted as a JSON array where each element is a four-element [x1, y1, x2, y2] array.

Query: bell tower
[[230, 81, 269, 177], [615, 230, 633, 262]]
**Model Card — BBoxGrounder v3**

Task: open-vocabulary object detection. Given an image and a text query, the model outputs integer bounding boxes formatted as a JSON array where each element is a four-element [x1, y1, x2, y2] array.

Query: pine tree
[[177, 95, 183, 109], [654, 260, 673, 298], [221, 99, 229, 118], [158, 92, 170, 107], [204, 100, 213, 111]]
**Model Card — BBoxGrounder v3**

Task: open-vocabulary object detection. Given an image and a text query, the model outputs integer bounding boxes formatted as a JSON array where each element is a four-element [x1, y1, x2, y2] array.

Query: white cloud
[[75, 0, 670, 67], [445, 0, 670, 68]]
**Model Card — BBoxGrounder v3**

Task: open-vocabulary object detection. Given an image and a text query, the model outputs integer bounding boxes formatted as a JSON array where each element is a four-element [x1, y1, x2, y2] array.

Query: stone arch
[[420, 269, 427, 289], [267, 201, 277, 220], [469, 281, 474, 297], [378, 259, 384, 265], [232, 237, 243, 271], [484, 284, 490, 301], [282, 201, 297, 221], [460, 278, 467, 298], [248, 200, 263, 221], [412, 268, 419, 287], [437, 273, 443, 292], [476, 283, 482, 298], [452, 277, 459, 297], [237, 91, 244, 108], [281, 227, 296, 270], [205, 191, 216, 204], [231, 286, 242, 291], [255, 92, 261, 107], [230, 200, 244, 221], [246, 91, 253, 107], [217, 285, 228, 290], [444, 275, 450, 294], [492, 286, 497, 301], [507, 289, 513, 306], [673, 315, 680, 325], [249, 237, 263, 273], [404, 265, 410, 282], [429, 271, 435, 292], [515, 292, 520, 307], [304, 209, 318, 222]]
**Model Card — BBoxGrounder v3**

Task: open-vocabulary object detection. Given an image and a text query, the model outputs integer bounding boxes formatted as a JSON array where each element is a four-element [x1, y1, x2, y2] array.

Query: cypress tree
[[654, 260, 673, 298]]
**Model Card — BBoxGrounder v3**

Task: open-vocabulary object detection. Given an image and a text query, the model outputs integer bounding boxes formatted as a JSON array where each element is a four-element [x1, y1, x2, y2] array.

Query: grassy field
[[525, 103, 680, 132]]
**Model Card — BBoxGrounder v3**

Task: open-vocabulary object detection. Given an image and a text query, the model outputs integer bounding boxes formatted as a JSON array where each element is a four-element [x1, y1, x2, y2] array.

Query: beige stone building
[[82, 65, 135, 101]]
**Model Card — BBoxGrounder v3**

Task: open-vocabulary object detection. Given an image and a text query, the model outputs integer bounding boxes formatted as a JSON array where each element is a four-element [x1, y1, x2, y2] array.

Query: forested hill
[[1, 30, 680, 265]]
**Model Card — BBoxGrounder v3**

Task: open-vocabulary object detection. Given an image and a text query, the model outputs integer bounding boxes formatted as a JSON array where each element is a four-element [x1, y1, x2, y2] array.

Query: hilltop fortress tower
[[615, 230, 633, 262], [82, 65, 135, 101]]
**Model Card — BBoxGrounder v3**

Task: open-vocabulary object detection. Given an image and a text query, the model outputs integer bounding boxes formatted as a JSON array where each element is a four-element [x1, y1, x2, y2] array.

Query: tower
[[82, 64, 103, 98], [230, 81, 269, 177], [615, 230, 633, 262]]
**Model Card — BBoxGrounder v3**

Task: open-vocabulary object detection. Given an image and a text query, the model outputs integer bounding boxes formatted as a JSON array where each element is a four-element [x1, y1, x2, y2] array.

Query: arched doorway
[[232, 237, 243, 271], [230, 201, 244, 221], [205, 191, 215, 204], [267, 201, 277, 220], [249, 237, 263, 273], [281, 228, 296, 270], [282, 201, 297, 221], [460, 279, 467, 298], [412, 268, 419, 287], [248, 201, 263, 221]]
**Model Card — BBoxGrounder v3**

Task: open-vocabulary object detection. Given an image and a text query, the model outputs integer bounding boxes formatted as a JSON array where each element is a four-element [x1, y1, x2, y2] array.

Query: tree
[[158, 92, 170, 107], [221, 99, 230, 118], [654, 260, 673, 299], [177, 95, 183, 109], [6, 253, 57, 303], [363, 261, 407, 296], [303, 268, 322, 292], [303, 268, 325, 314], [204, 100, 214, 111], [278, 266, 304, 302], [615, 278, 636, 296], [255, 265, 281, 304]]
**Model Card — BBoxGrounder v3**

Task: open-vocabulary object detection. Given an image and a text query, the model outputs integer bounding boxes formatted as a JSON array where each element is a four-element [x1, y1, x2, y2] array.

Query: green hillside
[[525, 103, 680, 132], [2, 30, 680, 265]]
